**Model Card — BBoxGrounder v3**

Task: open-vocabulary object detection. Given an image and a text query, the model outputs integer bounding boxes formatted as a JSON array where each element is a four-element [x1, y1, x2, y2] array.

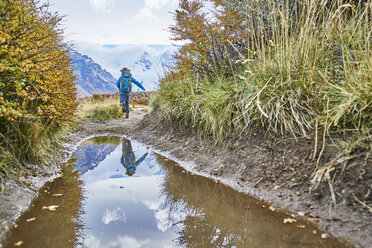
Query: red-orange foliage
[[169, 0, 245, 77]]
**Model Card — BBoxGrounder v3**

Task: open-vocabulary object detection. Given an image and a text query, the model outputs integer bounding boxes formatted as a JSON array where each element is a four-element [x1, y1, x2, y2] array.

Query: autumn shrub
[[0, 0, 77, 179], [131, 98, 149, 106], [92, 94, 103, 102]]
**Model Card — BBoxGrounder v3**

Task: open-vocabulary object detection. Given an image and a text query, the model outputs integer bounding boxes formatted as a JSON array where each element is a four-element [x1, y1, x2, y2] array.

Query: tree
[[0, 0, 77, 124]]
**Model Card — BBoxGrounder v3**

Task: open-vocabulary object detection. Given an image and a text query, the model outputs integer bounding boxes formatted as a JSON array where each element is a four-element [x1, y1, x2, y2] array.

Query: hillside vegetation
[[153, 0, 371, 204], [0, 0, 77, 183]]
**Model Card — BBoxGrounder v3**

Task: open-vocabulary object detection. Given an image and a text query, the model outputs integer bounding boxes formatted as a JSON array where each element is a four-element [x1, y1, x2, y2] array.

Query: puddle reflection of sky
[[73, 137, 181, 248], [70, 137, 346, 248]]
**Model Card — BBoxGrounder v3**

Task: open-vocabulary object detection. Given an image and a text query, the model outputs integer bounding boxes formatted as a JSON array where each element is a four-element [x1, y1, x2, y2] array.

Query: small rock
[[321, 233, 330, 239]]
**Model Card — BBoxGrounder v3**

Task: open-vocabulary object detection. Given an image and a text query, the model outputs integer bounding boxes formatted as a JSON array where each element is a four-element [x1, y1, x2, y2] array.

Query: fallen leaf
[[269, 206, 276, 211], [26, 218, 36, 222], [14, 241, 23, 246], [42, 205, 58, 211], [51, 194, 63, 197], [297, 225, 306, 229], [146, 147, 150, 149], [283, 218, 297, 224], [244, 206, 250, 209], [307, 215, 321, 223]]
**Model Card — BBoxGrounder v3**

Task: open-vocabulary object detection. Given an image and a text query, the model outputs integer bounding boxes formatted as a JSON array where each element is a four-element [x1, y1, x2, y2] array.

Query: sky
[[42, 0, 179, 45]]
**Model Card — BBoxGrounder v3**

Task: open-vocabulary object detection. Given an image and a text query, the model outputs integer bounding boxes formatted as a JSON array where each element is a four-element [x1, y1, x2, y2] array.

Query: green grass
[[153, 75, 241, 140], [86, 104, 123, 120], [77, 97, 124, 121], [0, 119, 67, 185]]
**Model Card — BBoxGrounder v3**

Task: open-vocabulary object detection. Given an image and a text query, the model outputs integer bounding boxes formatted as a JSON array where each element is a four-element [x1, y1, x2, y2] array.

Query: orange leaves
[[0, 0, 77, 124], [167, 0, 246, 78]]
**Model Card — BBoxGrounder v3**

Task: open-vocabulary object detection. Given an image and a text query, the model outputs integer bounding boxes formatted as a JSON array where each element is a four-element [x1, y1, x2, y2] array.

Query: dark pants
[[119, 92, 130, 114]]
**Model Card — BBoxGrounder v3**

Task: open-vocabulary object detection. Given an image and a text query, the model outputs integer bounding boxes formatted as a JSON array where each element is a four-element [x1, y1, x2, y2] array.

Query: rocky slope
[[69, 50, 118, 97]]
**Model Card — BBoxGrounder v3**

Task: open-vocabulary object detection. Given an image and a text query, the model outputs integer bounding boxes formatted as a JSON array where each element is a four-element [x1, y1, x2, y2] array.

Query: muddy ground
[[0, 107, 371, 248]]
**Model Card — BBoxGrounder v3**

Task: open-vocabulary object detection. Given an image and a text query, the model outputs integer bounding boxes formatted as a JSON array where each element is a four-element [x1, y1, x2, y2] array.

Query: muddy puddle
[[2, 136, 352, 248]]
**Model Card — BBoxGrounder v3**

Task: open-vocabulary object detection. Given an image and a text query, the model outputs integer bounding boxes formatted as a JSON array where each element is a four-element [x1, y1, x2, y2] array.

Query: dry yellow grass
[[77, 96, 151, 120]]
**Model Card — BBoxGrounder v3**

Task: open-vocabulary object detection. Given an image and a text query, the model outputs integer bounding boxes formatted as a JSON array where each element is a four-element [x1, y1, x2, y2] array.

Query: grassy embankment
[[153, 0, 371, 203]]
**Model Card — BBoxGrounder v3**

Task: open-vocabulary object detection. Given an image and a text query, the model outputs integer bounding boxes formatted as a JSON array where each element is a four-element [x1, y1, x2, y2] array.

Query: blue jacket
[[116, 72, 145, 92], [120, 139, 148, 176]]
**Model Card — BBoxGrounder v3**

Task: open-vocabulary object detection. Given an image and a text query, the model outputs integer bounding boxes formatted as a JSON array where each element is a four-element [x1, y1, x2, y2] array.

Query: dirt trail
[[1, 107, 371, 248]]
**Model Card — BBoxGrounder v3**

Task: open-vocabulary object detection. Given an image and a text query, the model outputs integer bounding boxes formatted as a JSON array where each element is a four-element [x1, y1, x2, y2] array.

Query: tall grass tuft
[[0, 119, 64, 180], [239, 0, 371, 138], [153, 74, 240, 140], [77, 96, 123, 121]]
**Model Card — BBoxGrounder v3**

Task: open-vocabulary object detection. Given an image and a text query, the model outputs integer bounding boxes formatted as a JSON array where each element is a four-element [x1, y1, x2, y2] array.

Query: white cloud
[[101, 207, 127, 224], [135, 8, 159, 21], [107, 236, 151, 248], [84, 234, 151, 248], [89, 0, 116, 13], [145, 0, 178, 9]]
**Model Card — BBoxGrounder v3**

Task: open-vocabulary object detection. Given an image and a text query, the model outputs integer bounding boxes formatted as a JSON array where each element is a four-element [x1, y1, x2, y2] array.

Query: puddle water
[[2, 136, 351, 248]]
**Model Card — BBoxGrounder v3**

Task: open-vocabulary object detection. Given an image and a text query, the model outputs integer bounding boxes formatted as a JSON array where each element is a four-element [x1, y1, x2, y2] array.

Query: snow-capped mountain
[[69, 50, 118, 97], [135, 52, 153, 72], [129, 47, 176, 91], [74, 44, 177, 92]]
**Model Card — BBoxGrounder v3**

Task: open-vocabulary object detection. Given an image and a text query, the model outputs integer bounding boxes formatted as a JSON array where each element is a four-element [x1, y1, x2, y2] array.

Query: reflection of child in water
[[120, 138, 148, 176]]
